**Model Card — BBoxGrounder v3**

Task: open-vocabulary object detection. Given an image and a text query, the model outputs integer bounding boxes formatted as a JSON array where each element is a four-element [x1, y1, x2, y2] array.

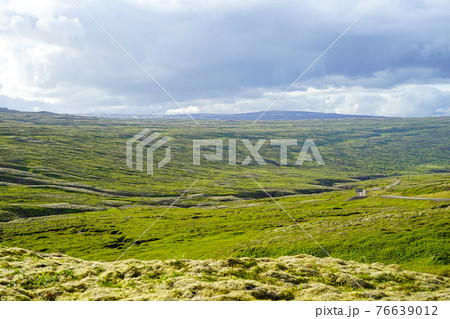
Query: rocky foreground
[[0, 247, 448, 301]]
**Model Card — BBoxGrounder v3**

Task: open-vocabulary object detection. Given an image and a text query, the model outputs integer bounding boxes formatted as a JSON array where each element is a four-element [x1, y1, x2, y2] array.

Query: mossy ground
[[0, 247, 448, 301]]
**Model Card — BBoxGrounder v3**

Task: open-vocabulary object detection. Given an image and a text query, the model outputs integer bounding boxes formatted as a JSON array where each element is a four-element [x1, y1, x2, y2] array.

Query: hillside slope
[[1, 111, 449, 205], [0, 174, 448, 276]]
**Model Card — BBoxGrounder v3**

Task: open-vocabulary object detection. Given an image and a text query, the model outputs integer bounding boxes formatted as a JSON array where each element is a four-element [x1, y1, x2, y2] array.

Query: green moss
[[19, 273, 59, 290]]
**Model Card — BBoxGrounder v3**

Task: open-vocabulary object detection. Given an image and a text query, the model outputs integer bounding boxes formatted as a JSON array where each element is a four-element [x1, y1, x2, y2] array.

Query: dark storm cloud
[[0, 0, 449, 116]]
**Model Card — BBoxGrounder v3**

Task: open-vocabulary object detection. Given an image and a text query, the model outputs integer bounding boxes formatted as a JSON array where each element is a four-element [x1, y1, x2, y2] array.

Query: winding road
[[343, 179, 449, 202], [378, 195, 449, 202], [372, 180, 449, 201]]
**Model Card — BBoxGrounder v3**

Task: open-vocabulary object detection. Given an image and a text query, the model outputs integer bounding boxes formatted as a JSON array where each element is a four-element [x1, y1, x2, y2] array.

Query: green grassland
[[0, 111, 449, 279], [1, 112, 448, 199], [1, 177, 448, 276]]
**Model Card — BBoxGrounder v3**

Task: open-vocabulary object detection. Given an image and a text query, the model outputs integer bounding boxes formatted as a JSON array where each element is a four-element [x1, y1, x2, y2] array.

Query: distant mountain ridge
[[83, 110, 386, 120], [0, 107, 19, 113], [1, 107, 388, 120]]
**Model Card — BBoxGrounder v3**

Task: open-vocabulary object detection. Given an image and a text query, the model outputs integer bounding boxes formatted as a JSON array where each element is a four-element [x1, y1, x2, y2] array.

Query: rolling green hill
[[0, 111, 448, 204], [0, 111, 449, 283]]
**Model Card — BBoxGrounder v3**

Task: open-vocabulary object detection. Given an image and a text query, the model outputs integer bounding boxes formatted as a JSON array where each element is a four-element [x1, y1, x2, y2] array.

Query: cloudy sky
[[0, 0, 449, 117]]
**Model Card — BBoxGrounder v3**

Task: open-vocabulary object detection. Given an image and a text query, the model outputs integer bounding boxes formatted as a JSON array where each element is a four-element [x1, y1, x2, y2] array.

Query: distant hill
[[0, 107, 53, 115], [0, 107, 19, 113], [83, 110, 385, 120], [2, 108, 386, 120]]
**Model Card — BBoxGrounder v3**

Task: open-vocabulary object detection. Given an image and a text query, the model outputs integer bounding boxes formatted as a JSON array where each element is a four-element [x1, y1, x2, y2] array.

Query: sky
[[0, 0, 449, 117]]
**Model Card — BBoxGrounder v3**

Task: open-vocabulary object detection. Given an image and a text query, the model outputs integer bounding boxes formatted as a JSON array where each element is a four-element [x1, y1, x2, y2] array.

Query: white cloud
[[163, 83, 450, 117], [0, 0, 449, 117], [0, 0, 84, 105], [166, 106, 200, 115]]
